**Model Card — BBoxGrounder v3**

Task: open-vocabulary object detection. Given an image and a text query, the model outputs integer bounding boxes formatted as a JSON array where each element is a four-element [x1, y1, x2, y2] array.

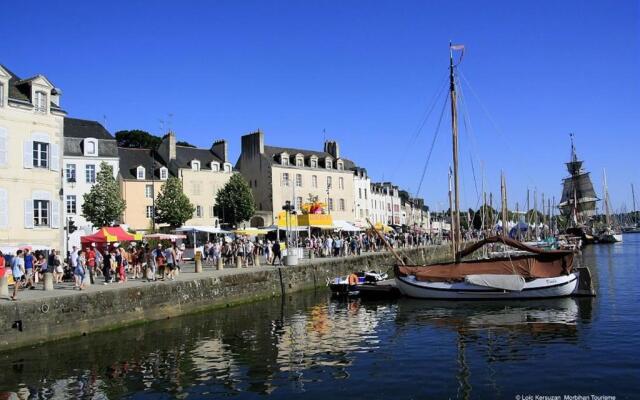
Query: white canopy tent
[[174, 226, 232, 259], [332, 220, 361, 232]]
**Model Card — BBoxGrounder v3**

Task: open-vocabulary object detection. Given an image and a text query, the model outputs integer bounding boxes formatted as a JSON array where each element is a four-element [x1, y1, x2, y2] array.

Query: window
[[295, 174, 302, 187], [34, 91, 47, 113], [337, 161, 344, 170], [146, 206, 154, 219], [145, 184, 153, 198], [66, 195, 77, 214], [364, 189, 368, 200], [328, 198, 334, 211], [339, 198, 345, 211], [326, 158, 333, 169], [136, 166, 145, 180], [210, 205, 215, 218], [282, 173, 290, 186], [0, 82, 4, 107], [65, 164, 76, 183], [310, 158, 318, 168], [359, 188, 362, 199], [84, 139, 97, 156], [327, 176, 332, 189], [296, 157, 303, 167], [295, 196, 302, 211], [33, 200, 49, 227], [312, 175, 318, 188], [192, 160, 200, 171], [192, 182, 201, 195], [339, 177, 344, 189], [160, 167, 168, 180], [85, 164, 96, 183], [211, 163, 219, 172], [224, 163, 231, 173], [360, 209, 364, 218], [196, 205, 203, 218], [33, 141, 49, 168], [281, 154, 289, 166]]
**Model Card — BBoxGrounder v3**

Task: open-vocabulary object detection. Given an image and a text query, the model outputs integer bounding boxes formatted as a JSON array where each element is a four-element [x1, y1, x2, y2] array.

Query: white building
[[0, 64, 65, 251], [63, 117, 119, 248], [352, 167, 371, 227], [369, 182, 401, 226]]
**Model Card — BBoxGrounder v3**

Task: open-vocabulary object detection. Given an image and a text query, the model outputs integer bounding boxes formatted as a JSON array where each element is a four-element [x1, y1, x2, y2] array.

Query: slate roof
[[1, 64, 64, 112], [118, 147, 169, 180], [263, 145, 357, 170], [156, 145, 225, 176], [64, 117, 114, 140]]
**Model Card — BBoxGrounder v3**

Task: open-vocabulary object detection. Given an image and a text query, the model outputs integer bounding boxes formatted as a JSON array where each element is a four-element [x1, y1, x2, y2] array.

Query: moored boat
[[395, 236, 579, 300], [328, 271, 388, 296]]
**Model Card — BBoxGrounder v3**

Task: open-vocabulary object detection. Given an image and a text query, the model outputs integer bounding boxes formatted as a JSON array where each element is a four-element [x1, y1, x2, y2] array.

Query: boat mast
[[501, 172, 508, 238], [449, 42, 462, 260], [632, 183, 637, 225], [603, 169, 611, 227], [448, 166, 455, 258]]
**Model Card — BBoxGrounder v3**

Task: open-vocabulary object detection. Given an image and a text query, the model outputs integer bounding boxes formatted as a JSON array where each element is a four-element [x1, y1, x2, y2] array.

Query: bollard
[[235, 256, 243, 269], [309, 250, 315, 259], [254, 254, 260, 267], [83, 273, 91, 287], [195, 251, 203, 273], [0, 276, 8, 297], [43, 272, 54, 291], [217, 257, 223, 271]]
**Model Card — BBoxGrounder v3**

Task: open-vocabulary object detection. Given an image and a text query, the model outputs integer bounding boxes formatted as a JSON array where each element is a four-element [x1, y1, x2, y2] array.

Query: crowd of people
[[1, 230, 433, 300]]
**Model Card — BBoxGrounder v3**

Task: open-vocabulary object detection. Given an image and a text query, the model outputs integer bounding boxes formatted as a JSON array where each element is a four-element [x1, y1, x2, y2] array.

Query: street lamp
[[326, 184, 332, 215]]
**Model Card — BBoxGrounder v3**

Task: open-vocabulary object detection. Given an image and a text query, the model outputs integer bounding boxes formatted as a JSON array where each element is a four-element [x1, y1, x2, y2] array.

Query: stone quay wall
[[0, 245, 451, 352]]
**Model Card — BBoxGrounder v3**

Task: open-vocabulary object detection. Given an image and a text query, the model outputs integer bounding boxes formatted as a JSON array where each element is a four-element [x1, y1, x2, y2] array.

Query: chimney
[[241, 130, 264, 159], [211, 139, 228, 163], [324, 140, 339, 159], [159, 131, 177, 161]]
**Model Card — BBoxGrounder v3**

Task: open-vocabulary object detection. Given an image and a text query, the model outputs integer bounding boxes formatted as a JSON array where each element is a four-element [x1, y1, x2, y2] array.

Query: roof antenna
[[103, 114, 107, 129], [168, 113, 174, 133], [159, 118, 165, 134]]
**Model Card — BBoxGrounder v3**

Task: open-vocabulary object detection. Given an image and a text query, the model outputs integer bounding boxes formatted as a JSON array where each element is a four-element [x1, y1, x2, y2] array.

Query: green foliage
[[81, 162, 126, 227], [176, 141, 195, 148], [115, 130, 162, 149], [215, 174, 256, 227], [154, 177, 195, 228], [472, 205, 497, 230]]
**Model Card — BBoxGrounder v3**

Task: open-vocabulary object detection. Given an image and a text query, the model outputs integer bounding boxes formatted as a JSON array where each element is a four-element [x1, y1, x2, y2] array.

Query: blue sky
[[2, 1, 638, 212]]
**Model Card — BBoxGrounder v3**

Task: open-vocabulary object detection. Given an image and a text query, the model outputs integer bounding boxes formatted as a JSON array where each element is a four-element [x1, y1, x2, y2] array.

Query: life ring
[[40, 303, 49, 314], [347, 274, 359, 286]]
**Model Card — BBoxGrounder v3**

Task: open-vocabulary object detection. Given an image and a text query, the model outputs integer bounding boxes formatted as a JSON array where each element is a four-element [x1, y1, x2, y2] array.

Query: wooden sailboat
[[597, 169, 623, 243], [394, 44, 581, 300], [622, 183, 640, 233]]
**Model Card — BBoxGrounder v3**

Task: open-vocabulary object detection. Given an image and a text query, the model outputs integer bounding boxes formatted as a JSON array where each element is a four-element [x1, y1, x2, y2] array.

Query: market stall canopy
[[144, 233, 187, 240], [373, 223, 394, 233], [81, 227, 142, 246], [234, 228, 270, 235], [333, 220, 361, 232], [0, 244, 53, 254], [175, 225, 229, 234]]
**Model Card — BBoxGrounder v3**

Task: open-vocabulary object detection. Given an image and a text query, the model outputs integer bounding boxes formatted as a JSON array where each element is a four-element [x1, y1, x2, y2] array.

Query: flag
[[451, 44, 465, 51]]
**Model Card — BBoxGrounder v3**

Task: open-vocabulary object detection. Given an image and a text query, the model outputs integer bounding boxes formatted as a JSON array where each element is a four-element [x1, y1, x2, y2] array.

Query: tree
[[215, 174, 255, 227], [154, 177, 195, 228], [82, 162, 126, 227], [472, 205, 496, 230], [115, 130, 162, 149]]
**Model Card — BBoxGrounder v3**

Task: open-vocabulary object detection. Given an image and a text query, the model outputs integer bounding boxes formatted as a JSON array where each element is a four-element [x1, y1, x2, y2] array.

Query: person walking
[[165, 244, 177, 280], [0, 251, 5, 283], [10, 250, 25, 301], [23, 249, 35, 289], [74, 250, 87, 290], [102, 249, 112, 285], [271, 240, 282, 265]]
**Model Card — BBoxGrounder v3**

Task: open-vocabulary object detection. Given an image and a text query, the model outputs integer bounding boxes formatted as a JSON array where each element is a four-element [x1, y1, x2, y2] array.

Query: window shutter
[[0, 128, 7, 167], [0, 188, 7, 228], [50, 199, 60, 228], [24, 200, 34, 229], [50, 143, 60, 171], [23, 140, 33, 169]]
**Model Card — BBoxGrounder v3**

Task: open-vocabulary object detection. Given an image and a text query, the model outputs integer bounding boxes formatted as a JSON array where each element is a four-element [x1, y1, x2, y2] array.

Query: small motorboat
[[597, 227, 623, 243], [328, 271, 388, 297]]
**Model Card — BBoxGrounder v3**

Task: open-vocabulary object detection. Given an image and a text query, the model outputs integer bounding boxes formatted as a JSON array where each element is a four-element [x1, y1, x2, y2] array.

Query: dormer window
[[295, 155, 304, 167], [310, 156, 318, 168], [160, 167, 168, 180], [136, 166, 145, 180], [211, 162, 219, 172], [337, 160, 344, 171], [223, 163, 231, 173], [281, 153, 289, 166], [192, 160, 200, 171], [325, 158, 333, 169], [84, 138, 98, 156], [34, 91, 47, 113]]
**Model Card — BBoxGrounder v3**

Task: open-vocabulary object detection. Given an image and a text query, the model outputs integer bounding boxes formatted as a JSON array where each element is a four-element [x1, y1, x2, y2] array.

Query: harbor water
[[1, 236, 639, 399]]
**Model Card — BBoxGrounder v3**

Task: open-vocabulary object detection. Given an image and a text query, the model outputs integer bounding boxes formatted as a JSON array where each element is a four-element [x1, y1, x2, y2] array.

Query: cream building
[[0, 64, 65, 251], [155, 132, 233, 228], [63, 117, 119, 248], [118, 147, 163, 231], [236, 131, 357, 227], [370, 182, 401, 226]]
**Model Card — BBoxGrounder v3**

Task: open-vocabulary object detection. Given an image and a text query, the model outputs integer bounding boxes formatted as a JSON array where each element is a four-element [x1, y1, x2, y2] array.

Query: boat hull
[[598, 234, 623, 243], [395, 272, 579, 300]]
